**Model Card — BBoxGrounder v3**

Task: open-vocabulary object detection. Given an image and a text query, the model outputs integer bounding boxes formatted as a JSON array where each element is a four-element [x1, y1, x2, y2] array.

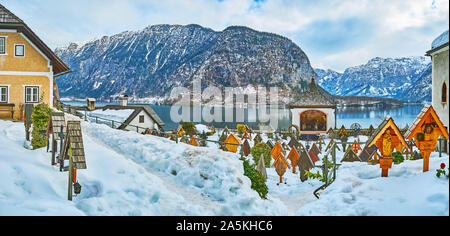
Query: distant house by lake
[[89, 105, 165, 132]]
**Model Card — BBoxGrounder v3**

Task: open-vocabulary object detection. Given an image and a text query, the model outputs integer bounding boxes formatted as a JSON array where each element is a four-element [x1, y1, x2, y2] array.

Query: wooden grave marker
[[287, 147, 300, 173], [61, 121, 87, 201], [224, 133, 241, 153], [404, 105, 449, 172], [366, 116, 409, 177], [46, 112, 66, 166]]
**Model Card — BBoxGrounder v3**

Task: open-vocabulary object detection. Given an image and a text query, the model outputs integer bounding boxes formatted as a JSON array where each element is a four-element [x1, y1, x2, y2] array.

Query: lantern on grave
[[74, 182, 82, 194], [366, 116, 409, 177], [404, 105, 449, 172]]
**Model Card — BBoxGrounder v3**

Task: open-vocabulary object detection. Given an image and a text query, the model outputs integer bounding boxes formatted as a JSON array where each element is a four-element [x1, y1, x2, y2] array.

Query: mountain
[[315, 56, 432, 102], [55, 24, 317, 103]]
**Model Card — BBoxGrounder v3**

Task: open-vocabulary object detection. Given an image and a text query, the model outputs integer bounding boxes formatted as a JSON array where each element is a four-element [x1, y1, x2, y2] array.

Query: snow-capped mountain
[[55, 24, 317, 103], [315, 56, 432, 102]]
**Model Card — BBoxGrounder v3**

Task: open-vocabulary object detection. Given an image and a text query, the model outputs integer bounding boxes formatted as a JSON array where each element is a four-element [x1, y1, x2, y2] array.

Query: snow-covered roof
[[431, 30, 449, 49], [290, 78, 336, 108]]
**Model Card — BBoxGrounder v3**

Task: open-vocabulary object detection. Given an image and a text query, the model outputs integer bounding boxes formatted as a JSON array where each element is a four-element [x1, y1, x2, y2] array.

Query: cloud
[[2, 0, 448, 71]]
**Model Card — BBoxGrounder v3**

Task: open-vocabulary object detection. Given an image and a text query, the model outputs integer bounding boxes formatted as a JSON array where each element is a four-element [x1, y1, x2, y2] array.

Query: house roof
[[0, 4, 70, 75], [404, 105, 449, 140], [100, 105, 165, 129], [289, 78, 336, 108]]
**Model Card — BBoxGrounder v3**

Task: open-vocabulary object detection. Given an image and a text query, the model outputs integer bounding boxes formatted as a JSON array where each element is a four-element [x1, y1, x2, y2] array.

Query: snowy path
[[84, 133, 221, 215]]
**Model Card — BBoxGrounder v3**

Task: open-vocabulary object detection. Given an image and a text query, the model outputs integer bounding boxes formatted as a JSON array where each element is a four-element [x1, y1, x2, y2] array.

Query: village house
[[0, 4, 70, 120], [426, 30, 449, 134], [97, 104, 165, 132], [289, 78, 337, 135]]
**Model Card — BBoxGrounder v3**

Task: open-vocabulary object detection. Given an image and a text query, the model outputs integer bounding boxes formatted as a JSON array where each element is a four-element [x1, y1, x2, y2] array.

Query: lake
[[62, 101, 425, 131]]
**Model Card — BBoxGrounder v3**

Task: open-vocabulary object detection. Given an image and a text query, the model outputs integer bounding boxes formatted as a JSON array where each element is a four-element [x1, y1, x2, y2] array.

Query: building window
[[299, 110, 328, 132], [25, 86, 39, 103], [139, 115, 145, 123], [0, 86, 8, 103], [15, 44, 25, 57], [442, 82, 447, 104], [0, 37, 6, 54]]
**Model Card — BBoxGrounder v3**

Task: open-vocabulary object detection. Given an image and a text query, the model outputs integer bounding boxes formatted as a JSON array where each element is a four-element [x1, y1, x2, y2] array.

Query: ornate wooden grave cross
[[339, 125, 348, 138], [189, 137, 198, 146], [341, 146, 361, 162], [243, 139, 251, 157], [287, 147, 300, 173], [224, 133, 241, 153], [270, 141, 283, 161], [253, 133, 262, 145], [61, 121, 87, 201], [298, 150, 315, 182], [288, 136, 300, 150], [352, 139, 362, 154], [256, 154, 267, 180], [366, 116, 409, 177], [46, 112, 66, 166], [310, 143, 321, 156], [272, 152, 289, 185], [327, 127, 336, 139], [358, 145, 378, 163], [317, 136, 326, 152], [404, 105, 449, 172]]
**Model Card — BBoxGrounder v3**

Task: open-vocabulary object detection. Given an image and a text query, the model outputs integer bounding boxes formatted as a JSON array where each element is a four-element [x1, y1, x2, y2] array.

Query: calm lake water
[[63, 101, 425, 131]]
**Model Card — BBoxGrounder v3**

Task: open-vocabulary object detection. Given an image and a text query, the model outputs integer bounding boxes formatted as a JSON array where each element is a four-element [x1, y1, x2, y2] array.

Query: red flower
[[441, 163, 446, 169]]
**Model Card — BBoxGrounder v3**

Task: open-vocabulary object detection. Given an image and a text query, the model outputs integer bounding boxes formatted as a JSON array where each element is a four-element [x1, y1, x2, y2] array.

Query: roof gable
[[0, 4, 70, 75], [290, 78, 336, 108]]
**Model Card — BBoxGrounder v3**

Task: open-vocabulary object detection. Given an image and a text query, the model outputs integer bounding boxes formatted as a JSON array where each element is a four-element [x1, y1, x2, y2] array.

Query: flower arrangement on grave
[[436, 163, 449, 178]]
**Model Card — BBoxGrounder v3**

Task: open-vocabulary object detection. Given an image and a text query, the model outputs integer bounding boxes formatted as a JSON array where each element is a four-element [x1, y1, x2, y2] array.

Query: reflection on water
[[63, 101, 425, 131]]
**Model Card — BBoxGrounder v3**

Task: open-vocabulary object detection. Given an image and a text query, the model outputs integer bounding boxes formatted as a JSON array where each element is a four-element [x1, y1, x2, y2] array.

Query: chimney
[[120, 95, 128, 106]]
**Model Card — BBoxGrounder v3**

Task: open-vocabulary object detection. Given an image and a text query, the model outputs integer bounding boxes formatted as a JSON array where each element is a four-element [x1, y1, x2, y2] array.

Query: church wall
[[431, 47, 449, 133]]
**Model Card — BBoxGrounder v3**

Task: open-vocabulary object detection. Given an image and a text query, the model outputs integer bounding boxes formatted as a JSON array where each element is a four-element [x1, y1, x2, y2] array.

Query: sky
[[2, 0, 449, 72]]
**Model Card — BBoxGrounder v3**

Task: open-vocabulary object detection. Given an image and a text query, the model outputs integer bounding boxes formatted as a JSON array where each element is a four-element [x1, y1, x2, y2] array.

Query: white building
[[289, 78, 336, 134], [97, 105, 165, 132], [426, 30, 449, 133]]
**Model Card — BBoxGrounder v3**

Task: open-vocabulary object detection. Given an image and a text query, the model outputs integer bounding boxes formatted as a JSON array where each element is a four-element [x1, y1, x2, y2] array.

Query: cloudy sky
[[2, 0, 448, 71]]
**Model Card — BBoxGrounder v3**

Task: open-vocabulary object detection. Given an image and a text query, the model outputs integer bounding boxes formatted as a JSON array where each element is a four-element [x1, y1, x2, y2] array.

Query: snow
[[431, 30, 449, 49], [0, 118, 448, 216], [87, 109, 135, 123], [296, 155, 449, 216]]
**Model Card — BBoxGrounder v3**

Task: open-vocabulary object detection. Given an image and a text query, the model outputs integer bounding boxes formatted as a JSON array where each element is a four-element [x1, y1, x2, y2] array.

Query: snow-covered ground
[[0, 118, 448, 216]]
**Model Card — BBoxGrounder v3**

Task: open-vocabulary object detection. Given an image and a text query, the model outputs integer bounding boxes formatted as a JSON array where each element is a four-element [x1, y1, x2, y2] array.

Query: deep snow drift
[[0, 118, 448, 216]]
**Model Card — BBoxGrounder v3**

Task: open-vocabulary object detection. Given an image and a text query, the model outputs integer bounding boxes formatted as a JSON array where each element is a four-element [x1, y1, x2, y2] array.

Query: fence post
[[176, 133, 178, 143], [84, 110, 87, 121], [96, 117, 98, 123], [332, 143, 336, 180], [112, 120, 114, 128]]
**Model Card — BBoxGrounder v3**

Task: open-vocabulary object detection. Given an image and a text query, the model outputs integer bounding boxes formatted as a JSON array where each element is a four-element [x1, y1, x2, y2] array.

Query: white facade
[[290, 107, 336, 134], [430, 45, 449, 133], [124, 109, 160, 133]]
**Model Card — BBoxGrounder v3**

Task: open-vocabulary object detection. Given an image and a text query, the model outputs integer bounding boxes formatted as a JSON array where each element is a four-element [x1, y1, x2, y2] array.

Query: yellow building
[[0, 4, 70, 120]]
